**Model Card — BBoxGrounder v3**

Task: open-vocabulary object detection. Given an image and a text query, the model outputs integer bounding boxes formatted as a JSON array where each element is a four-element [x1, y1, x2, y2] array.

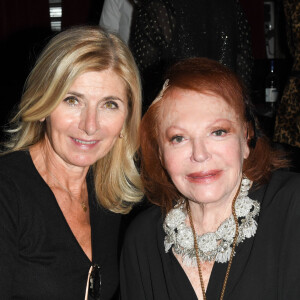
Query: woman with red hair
[[120, 57, 300, 299]]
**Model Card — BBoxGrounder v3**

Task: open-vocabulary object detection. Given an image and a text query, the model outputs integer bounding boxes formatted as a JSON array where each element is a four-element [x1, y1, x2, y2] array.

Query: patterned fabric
[[130, 0, 254, 110], [274, 0, 300, 147]]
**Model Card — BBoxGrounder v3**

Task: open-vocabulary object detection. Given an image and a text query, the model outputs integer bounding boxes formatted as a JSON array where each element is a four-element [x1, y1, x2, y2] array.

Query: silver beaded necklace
[[163, 177, 260, 266]]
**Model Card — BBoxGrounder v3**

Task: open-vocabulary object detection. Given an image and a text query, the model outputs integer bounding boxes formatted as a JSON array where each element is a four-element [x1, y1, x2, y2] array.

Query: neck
[[30, 138, 89, 198], [187, 181, 241, 235]]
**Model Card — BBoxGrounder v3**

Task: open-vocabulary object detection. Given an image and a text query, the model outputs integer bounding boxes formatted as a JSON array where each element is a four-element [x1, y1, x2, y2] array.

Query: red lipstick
[[186, 170, 222, 184]]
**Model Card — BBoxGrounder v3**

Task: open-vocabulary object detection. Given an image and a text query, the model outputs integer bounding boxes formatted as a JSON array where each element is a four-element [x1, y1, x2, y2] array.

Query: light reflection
[[50, 7, 62, 18], [49, 0, 62, 32]]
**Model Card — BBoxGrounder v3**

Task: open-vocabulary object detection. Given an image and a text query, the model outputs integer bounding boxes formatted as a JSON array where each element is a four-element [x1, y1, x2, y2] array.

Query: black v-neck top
[[0, 151, 121, 299], [120, 170, 300, 299]]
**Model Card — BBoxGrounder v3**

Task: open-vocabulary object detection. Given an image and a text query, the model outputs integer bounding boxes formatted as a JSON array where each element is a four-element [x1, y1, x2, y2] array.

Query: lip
[[186, 170, 222, 184], [71, 137, 99, 148]]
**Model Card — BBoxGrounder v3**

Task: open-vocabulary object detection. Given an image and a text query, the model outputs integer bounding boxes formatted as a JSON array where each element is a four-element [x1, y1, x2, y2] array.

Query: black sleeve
[[130, 0, 176, 72], [120, 228, 149, 300], [0, 173, 20, 297], [279, 175, 300, 298]]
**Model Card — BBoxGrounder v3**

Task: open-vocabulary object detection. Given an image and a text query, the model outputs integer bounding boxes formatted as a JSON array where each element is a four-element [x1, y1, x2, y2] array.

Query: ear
[[243, 125, 250, 159], [243, 141, 250, 159], [39, 117, 46, 122]]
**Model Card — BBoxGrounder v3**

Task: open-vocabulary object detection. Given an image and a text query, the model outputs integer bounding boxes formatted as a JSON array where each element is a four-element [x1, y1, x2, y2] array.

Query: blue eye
[[171, 135, 184, 143], [64, 96, 79, 106], [104, 101, 118, 109]]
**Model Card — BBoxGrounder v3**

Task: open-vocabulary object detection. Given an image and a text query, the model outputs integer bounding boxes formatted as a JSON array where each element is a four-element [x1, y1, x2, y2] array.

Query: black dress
[[0, 151, 121, 299], [130, 0, 253, 111], [120, 170, 300, 299]]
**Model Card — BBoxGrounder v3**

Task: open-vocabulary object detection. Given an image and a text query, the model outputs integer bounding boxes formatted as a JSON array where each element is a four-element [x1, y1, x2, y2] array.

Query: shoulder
[[124, 205, 163, 245], [0, 152, 32, 222], [0, 151, 39, 189], [0, 150, 42, 201], [0, 151, 31, 176], [267, 170, 300, 195], [255, 170, 300, 213]]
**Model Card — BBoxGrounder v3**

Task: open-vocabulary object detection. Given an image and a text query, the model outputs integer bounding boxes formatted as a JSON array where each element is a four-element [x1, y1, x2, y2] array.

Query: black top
[[0, 151, 121, 299], [120, 170, 300, 299], [130, 0, 253, 111]]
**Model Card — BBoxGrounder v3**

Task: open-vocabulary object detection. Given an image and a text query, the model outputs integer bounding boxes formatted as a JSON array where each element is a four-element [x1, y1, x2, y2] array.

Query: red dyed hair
[[139, 57, 288, 213]]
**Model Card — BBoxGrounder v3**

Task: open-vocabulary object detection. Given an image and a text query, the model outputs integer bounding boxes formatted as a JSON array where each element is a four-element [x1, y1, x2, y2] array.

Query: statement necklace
[[163, 177, 260, 266], [186, 185, 240, 300]]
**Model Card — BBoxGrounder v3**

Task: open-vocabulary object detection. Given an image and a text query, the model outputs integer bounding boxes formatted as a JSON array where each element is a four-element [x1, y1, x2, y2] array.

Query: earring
[[119, 132, 124, 139]]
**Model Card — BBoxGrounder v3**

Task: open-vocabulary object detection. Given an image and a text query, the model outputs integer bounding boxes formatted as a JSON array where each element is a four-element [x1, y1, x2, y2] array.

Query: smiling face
[[45, 70, 128, 169], [158, 88, 250, 206]]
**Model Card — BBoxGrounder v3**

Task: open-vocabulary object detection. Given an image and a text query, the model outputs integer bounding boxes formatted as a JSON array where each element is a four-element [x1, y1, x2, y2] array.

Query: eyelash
[[169, 128, 229, 145], [104, 101, 119, 109], [212, 129, 228, 136], [64, 96, 79, 106], [170, 135, 184, 143], [63, 98, 119, 110]]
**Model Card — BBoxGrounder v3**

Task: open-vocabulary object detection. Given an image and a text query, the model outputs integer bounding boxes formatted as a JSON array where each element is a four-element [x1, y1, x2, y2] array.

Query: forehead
[[159, 88, 239, 126], [71, 70, 125, 88]]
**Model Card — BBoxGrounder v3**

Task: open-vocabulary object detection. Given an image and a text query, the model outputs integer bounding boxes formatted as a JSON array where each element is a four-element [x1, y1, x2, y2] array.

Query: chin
[[189, 191, 225, 204], [67, 155, 99, 168]]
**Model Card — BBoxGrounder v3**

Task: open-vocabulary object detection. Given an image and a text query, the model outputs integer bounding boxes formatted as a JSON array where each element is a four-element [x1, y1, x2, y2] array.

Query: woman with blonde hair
[[0, 26, 143, 299]]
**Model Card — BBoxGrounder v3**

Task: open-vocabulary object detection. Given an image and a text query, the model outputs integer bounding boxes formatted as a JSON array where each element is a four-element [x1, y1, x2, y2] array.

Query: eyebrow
[[212, 118, 235, 124], [67, 91, 125, 103], [164, 118, 236, 134], [167, 119, 234, 128]]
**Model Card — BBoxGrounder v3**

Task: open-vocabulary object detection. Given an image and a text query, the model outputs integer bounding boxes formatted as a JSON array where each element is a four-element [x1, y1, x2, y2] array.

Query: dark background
[[0, 0, 104, 130], [0, 0, 291, 139]]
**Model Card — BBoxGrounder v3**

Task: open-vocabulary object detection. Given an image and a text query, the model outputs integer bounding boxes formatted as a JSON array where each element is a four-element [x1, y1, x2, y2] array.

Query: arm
[[130, 0, 176, 72], [235, 0, 254, 89], [279, 175, 300, 298], [0, 173, 20, 297], [100, 0, 122, 34], [120, 234, 148, 299], [130, 0, 177, 106]]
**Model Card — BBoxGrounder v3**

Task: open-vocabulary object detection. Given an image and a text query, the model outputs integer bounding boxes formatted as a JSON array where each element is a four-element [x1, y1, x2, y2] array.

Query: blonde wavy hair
[[3, 26, 143, 213]]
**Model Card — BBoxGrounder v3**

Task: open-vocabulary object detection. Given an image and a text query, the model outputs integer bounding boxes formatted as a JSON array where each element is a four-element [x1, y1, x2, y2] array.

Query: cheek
[[162, 149, 185, 177], [102, 113, 126, 135], [46, 116, 74, 139], [47, 107, 79, 129], [215, 139, 245, 165]]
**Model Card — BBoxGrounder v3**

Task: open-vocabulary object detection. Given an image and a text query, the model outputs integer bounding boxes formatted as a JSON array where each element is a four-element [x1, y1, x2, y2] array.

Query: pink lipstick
[[71, 137, 99, 149]]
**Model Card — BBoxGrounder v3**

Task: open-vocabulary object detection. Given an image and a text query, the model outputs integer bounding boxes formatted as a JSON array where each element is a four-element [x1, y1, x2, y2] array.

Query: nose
[[191, 139, 211, 162], [78, 106, 100, 136]]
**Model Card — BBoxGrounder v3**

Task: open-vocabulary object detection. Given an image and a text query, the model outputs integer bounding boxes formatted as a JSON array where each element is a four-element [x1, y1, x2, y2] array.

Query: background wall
[[0, 0, 290, 138], [0, 0, 104, 131]]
